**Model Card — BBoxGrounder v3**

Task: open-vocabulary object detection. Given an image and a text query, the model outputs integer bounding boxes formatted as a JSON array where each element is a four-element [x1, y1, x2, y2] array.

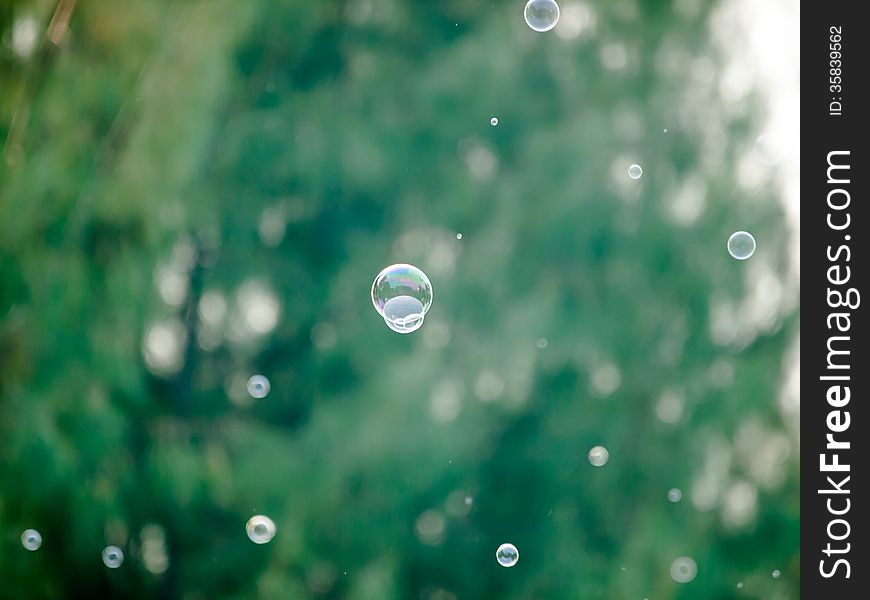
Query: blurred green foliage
[[1, 0, 798, 598]]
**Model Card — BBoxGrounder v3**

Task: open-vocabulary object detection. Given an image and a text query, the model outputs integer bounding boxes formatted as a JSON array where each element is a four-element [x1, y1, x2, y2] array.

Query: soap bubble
[[588, 445, 609, 467], [670, 556, 698, 583], [737, 582, 744, 588], [371, 264, 433, 334], [524, 0, 560, 32], [628, 164, 643, 179], [246, 375, 271, 399], [727, 231, 756, 260], [246, 515, 277, 544], [772, 569, 781, 578], [490, 117, 499, 126], [21, 529, 42, 551], [496, 543, 519, 567], [668, 488, 683, 502], [102, 546, 124, 568]]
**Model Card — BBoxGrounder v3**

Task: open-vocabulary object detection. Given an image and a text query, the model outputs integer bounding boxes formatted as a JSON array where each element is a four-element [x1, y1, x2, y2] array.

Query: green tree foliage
[[1, 0, 798, 598]]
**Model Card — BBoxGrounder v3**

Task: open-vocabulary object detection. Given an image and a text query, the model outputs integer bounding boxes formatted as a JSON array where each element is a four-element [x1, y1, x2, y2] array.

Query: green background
[[1, 0, 799, 598]]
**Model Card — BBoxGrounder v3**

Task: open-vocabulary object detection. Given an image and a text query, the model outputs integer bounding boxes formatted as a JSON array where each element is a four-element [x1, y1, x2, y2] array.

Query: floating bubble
[[456, 233, 462, 240], [737, 582, 744, 589], [246, 375, 271, 399], [371, 264, 433, 334], [21, 529, 42, 551], [588, 445, 609, 467], [496, 543, 519, 567], [490, 117, 499, 126], [246, 515, 277, 544], [628, 164, 643, 179], [772, 569, 781, 578], [727, 231, 756, 260], [668, 488, 683, 502], [524, 0, 560, 32], [102, 545, 124, 568], [670, 556, 698, 583]]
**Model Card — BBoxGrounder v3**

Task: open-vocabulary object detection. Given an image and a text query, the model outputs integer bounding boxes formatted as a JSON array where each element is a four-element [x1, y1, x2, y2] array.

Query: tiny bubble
[[524, 0, 560, 32], [490, 117, 499, 126], [456, 233, 463, 240], [246, 375, 271, 399], [102, 546, 124, 568], [727, 231, 756, 260], [246, 515, 277, 544], [496, 543, 519, 567], [588, 445, 609, 467], [845, 235, 851, 240], [21, 529, 42, 551], [772, 569, 781, 578]]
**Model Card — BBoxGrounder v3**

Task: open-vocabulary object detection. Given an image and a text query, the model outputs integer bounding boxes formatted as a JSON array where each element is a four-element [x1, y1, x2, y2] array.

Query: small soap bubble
[[668, 488, 683, 502], [102, 546, 124, 568], [496, 543, 519, 567], [246, 515, 277, 544], [246, 375, 270, 399], [772, 569, 781, 578], [490, 117, 499, 126], [456, 233, 462, 240], [524, 0, 560, 32], [737, 582, 744, 589], [727, 231, 756, 260], [588, 445, 609, 467], [21, 529, 42, 551], [628, 164, 643, 179], [670, 557, 698, 583], [371, 264, 433, 334]]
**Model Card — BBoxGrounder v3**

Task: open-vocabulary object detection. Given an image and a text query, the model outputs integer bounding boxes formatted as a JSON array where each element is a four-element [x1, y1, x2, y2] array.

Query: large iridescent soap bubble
[[371, 264, 433, 334]]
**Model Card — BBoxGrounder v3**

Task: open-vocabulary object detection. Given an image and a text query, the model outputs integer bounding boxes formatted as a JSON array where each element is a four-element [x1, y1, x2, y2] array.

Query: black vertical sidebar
[[802, 1, 868, 597]]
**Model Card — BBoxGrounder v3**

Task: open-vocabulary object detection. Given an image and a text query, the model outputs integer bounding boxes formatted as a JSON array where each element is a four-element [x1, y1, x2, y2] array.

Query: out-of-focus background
[[1, 0, 799, 598]]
